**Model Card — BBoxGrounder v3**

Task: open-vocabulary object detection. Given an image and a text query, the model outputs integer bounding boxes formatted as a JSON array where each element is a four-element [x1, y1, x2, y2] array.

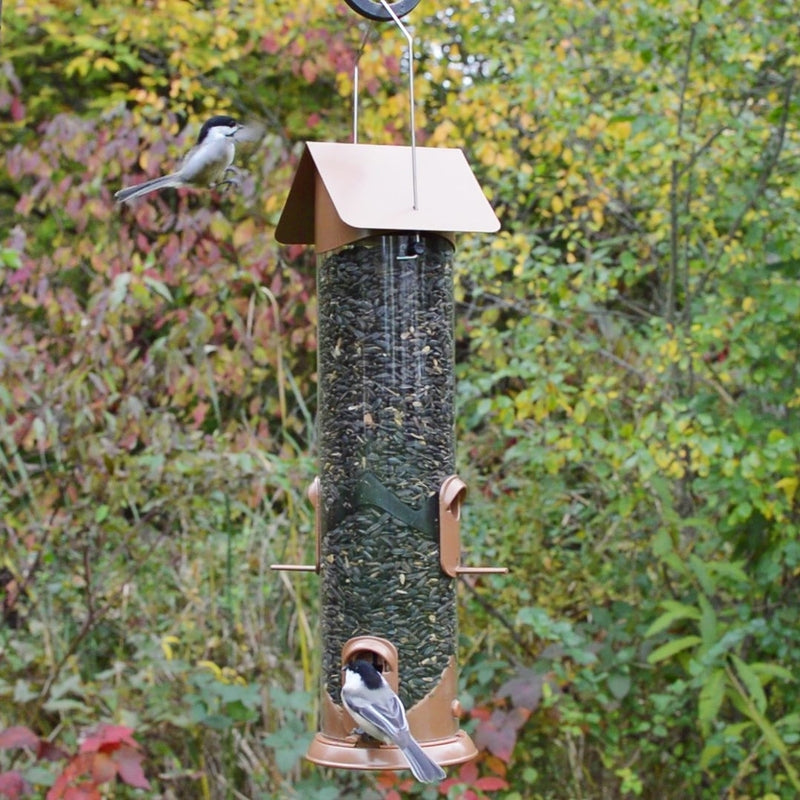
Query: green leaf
[[647, 635, 703, 664], [688, 554, 716, 596], [110, 272, 131, 310], [200, 713, 234, 731], [697, 593, 718, 650], [749, 662, 795, 684], [607, 673, 632, 700], [144, 276, 174, 302], [730, 654, 768, 715], [698, 667, 726, 732], [722, 721, 756, 739], [706, 560, 750, 585], [776, 713, 800, 730], [766, 257, 800, 277], [263, 723, 314, 773], [699, 741, 723, 771], [644, 601, 701, 638], [42, 698, 92, 713]]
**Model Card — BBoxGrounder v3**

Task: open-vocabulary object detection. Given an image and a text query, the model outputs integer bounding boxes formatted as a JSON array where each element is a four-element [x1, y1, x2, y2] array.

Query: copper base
[[306, 729, 477, 771]]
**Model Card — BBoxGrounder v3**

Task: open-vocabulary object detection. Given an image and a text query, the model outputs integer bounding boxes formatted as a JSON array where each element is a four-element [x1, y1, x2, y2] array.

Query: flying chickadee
[[114, 115, 263, 204], [341, 659, 446, 784]]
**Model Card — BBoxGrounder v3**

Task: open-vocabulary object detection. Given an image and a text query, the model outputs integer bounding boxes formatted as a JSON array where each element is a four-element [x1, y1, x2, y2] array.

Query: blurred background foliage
[[1, 0, 798, 798]]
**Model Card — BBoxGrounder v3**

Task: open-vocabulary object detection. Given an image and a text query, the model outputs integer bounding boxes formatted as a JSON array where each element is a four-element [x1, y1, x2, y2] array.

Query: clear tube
[[317, 233, 457, 708]]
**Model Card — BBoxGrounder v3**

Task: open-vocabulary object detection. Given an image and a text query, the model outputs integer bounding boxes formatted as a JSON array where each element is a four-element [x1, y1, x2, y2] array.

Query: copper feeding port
[[439, 476, 509, 577], [342, 637, 399, 694]]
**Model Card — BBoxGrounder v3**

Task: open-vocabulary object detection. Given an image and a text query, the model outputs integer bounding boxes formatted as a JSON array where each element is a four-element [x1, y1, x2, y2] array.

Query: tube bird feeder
[[272, 0, 504, 777]]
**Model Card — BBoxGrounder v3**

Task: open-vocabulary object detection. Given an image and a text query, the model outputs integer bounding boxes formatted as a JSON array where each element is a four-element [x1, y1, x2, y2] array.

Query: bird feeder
[[272, 0, 505, 775]]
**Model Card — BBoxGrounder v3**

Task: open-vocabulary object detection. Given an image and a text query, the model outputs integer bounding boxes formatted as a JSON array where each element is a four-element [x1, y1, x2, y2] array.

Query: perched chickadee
[[115, 115, 245, 204], [341, 660, 446, 784]]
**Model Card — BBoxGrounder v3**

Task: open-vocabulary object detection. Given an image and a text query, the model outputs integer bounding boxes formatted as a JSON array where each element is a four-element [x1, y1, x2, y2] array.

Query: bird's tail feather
[[401, 740, 446, 784], [114, 173, 183, 203]]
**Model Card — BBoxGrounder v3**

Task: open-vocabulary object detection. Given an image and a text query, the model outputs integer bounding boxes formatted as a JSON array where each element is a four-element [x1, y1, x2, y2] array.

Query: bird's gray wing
[[179, 138, 233, 183], [347, 691, 407, 740]]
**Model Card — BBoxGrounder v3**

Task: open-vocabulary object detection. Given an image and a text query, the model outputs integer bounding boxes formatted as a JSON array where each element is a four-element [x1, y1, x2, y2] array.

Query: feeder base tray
[[306, 729, 477, 772]]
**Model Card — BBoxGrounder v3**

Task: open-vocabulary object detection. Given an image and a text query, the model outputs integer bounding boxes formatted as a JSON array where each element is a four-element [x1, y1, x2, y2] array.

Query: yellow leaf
[[606, 120, 632, 140], [209, 216, 232, 241], [662, 338, 679, 360], [94, 56, 119, 73], [573, 400, 588, 424], [65, 55, 91, 78], [233, 218, 256, 250], [197, 660, 223, 679], [775, 477, 798, 504], [429, 119, 456, 146], [161, 635, 180, 660]]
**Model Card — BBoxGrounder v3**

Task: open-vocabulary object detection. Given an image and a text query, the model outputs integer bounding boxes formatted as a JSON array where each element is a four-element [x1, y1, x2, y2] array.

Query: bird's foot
[[215, 178, 240, 193], [223, 166, 244, 187], [214, 167, 244, 193], [347, 727, 383, 746]]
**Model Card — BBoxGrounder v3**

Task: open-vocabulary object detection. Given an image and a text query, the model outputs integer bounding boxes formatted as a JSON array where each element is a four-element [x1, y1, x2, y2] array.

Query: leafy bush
[[2, 0, 799, 798]]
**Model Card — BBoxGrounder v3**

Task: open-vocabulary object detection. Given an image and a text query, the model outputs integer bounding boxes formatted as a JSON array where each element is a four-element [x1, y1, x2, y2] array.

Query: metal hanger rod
[[379, 0, 418, 210]]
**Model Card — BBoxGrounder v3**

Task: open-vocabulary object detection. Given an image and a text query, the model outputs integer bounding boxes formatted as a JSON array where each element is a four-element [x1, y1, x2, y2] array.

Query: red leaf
[[80, 725, 138, 754], [10, 95, 25, 123], [114, 747, 150, 790], [483, 754, 508, 778], [375, 771, 398, 788], [473, 708, 528, 762], [438, 777, 462, 795], [497, 669, 546, 711], [396, 776, 415, 792], [46, 772, 69, 800], [261, 34, 281, 55], [37, 740, 70, 762], [458, 760, 479, 783], [0, 770, 31, 799], [89, 752, 117, 784], [475, 776, 510, 791], [63, 784, 101, 800], [192, 401, 209, 426], [0, 726, 39, 750], [47, 753, 96, 798]]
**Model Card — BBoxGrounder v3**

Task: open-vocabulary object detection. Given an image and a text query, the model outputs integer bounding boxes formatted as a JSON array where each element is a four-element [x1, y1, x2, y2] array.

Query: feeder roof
[[275, 142, 500, 248]]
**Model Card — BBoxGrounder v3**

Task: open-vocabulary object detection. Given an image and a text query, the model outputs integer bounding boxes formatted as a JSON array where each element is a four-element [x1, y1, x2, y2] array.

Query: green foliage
[[2, 0, 799, 798]]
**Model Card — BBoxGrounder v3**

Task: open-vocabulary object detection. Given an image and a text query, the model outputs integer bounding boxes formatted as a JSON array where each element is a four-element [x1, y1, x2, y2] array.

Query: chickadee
[[115, 115, 244, 204], [341, 660, 446, 784]]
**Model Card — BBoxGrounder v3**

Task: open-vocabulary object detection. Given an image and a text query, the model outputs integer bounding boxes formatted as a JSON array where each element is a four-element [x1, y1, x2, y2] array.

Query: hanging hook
[[378, 0, 418, 210], [343, 0, 420, 22]]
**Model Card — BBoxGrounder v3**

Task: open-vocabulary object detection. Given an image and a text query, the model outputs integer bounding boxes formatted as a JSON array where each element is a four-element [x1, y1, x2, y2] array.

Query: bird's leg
[[215, 166, 243, 192]]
